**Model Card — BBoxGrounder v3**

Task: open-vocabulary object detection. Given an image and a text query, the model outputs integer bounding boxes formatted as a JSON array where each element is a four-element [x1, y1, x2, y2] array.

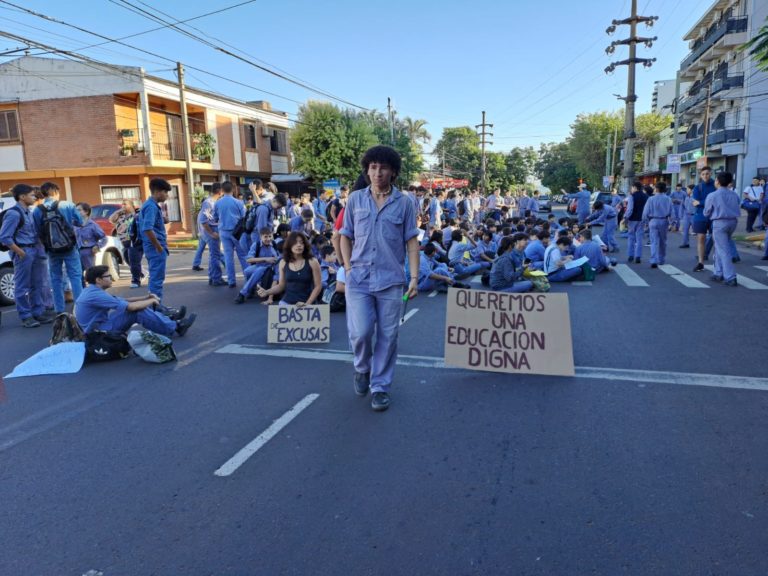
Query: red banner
[[420, 178, 470, 189]]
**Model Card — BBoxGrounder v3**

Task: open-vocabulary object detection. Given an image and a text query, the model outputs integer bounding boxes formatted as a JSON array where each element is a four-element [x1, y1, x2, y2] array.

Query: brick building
[[0, 56, 292, 234]]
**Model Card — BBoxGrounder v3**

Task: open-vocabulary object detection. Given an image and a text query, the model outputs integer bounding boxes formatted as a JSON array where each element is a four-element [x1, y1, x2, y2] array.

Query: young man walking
[[340, 145, 420, 412], [691, 166, 716, 272], [642, 182, 673, 268], [214, 181, 248, 288], [704, 172, 741, 286], [139, 178, 172, 300]]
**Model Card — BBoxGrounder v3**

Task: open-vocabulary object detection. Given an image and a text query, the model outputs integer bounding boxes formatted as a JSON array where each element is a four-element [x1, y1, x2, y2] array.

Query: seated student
[[547, 213, 562, 235], [585, 200, 619, 252], [428, 230, 450, 264], [447, 229, 490, 279], [319, 245, 338, 288], [289, 208, 317, 236], [257, 231, 322, 307], [473, 230, 498, 265], [311, 233, 329, 260], [75, 265, 196, 336], [489, 234, 534, 293], [524, 230, 548, 270], [574, 228, 613, 273], [75, 202, 107, 283], [543, 236, 583, 282], [442, 218, 457, 248], [418, 244, 469, 292], [236, 227, 280, 304], [273, 223, 291, 252]]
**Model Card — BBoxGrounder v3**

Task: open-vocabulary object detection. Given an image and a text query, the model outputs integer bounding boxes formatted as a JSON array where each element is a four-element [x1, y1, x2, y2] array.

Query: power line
[[0, 0, 368, 110], [108, 0, 369, 110]]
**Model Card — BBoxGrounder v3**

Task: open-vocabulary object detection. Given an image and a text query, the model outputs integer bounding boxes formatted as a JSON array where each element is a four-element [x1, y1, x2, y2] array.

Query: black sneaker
[[693, 262, 704, 272], [33, 313, 54, 324], [710, 274, 724, 282], [353, 372, 370, 396], [209, 279, 227, 286], [175, 313, 197, 336], [635, 258, 641, 264], [724, 278, 738, 287], [679, 244, 689, 248], [192, 266, 203, 271], [158, 305, 186, 321], [371, 391, 390, 412], [235, 294, 245, 304], [21, 317, 41, 328], [650, 263, 658, 269], [732, 256, 740, 263], [453, 281, 472, 289]]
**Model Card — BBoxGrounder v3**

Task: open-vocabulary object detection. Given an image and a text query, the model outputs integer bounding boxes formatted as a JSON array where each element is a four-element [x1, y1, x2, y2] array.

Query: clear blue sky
[[3, 0, 708, 163]]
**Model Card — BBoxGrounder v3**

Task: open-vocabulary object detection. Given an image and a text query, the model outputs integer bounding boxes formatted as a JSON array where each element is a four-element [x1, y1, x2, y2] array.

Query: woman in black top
[[257, 231, 322, 307]]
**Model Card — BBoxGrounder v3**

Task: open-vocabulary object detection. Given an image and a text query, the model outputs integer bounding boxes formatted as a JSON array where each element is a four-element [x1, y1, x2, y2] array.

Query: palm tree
[[740, 17, 768, 71], [402, 117, 431, 146]]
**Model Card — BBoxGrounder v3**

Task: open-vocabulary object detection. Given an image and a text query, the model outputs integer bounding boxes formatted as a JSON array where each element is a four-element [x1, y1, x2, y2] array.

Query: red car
[[90, 203, 121, 236]]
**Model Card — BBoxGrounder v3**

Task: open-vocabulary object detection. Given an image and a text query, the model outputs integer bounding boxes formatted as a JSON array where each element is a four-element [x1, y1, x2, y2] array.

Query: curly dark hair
[[361, 145, 401, 180]]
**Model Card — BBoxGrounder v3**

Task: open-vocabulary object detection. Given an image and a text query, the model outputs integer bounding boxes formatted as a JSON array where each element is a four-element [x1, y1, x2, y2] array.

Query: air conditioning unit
[[261, 126, 271, 138]]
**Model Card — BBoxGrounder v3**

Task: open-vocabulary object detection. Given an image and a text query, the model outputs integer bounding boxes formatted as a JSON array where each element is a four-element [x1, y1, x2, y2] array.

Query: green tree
[[485, 151, 510, 190], [740, 17, 768, 70], [291, 101, 377, 183], [536, 142, 580, 193], [433, 126, 481, 184], [567, 111, 624, 190], [635, 111, 670, 144], [505, 146, 538, 185]]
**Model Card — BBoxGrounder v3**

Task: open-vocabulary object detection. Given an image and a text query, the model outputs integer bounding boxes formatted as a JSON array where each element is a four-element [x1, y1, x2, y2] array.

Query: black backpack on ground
[[85, 331, 132, 362], [39, 201, 77, 253], [0, 205, 25, 251]]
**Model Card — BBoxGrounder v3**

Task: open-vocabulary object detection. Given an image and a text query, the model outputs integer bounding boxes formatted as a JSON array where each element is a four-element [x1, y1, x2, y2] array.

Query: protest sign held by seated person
[[267, 304, 330, 344]]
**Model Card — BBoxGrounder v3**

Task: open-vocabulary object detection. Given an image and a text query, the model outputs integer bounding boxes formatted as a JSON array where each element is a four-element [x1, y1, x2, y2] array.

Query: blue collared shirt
[[289, 214, 317, 234], [340, 186, 419, 291], [139, 197, 166, 246], [703, 187, 740, 221], [692, 178, 716, 219], [524, 239, 545, 263], [642, 194, 672, 221], [74, 285, 129, 333], [213, 194, 245, 232], [76, 219, 107, 249], [197, 196, 218, 235], [565, 190, 591, 215], [0, 202, 38, 247]]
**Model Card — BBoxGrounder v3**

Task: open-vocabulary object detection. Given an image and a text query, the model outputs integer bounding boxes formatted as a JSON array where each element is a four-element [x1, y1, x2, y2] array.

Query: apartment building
[[0, 56, 291, 234], [676, 0, 768, 188]]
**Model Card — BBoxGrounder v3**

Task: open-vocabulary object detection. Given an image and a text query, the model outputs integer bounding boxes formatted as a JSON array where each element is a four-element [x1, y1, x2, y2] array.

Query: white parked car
[[0, 201, 124, 305]]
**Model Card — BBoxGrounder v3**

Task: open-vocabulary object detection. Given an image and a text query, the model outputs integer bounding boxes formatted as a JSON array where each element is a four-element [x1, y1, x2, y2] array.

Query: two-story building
[[676, 0, 768, 189], [0, 56, 291, 234]]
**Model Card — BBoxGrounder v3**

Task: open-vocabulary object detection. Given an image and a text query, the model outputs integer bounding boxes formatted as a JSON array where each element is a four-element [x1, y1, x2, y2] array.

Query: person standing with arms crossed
[[140, 178, 171, 301], [340, 146, 420, 412]]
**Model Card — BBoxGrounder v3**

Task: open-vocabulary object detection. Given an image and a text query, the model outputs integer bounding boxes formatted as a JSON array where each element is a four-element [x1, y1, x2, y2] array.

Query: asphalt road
[[1, 219, 767, 576]]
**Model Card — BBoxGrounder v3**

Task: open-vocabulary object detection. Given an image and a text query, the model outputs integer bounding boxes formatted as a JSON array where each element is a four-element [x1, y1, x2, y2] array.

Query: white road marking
[[571, 281, 592, 286], [754, 266, 768, 274], [214, 393, 319, 477], [704, 265, 768, 290], [659, 264, 709, 288], [469, 276, 484, 285], [613, 264, 649, 287], [400, 308, 419, 324], [215, 345, 768, 391], [428, 290, 438, 298]]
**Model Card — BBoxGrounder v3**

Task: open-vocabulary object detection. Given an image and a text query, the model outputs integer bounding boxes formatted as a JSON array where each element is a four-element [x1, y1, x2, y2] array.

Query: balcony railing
[[678, 91, 708, 114], [678, 73, 745, 114], [680, 16, 748, 71], [676, 127, 745, 153]]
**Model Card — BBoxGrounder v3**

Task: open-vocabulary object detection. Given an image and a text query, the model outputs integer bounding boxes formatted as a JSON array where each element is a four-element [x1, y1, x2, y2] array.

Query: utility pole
[[605, 0, 658, 193], [177, 61, 196, 238], [475, 110, 493, 195], [387, 97, 395, 145]]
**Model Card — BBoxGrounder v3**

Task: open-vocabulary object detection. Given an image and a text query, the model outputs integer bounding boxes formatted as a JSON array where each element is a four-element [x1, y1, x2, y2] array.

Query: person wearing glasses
[[74, 265, 196, 336]]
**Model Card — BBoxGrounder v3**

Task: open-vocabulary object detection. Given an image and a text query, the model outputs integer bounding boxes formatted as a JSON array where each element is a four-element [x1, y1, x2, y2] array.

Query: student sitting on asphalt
[[523, 230, 548, 270], [543, 236, 583, 282], [489, 234, 534, 293], [75, 265, 196, 336], [235, 227, 280, 304], [447, 229, 490, 279], [417, 244, 470, 292], [574, 228, 614, 274]]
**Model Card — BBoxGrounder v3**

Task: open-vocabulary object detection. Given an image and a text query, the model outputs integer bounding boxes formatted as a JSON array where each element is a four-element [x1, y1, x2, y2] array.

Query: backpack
[[127, 329, 176, 363], [232, 215, 246, 240], [481, 271, 490, 286], [85, 331, 132, 363], [0, 205, 25, 252], [244, 204, 258, 234], [50, 312, 86, 345], [39, 201, 77, 254], [321, 283, 346, 312]]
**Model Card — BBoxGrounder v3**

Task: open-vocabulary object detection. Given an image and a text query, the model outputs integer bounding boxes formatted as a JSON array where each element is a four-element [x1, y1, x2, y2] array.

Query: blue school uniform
[[76, 219, 107, 274], [197, 196, 223, 283], [669, 188, 686, 229], [524, 239, 546, 270], [75, 284, 175, 336], [489, 250, 533, 292], [239, 240, 279, 297], [642, 194, 672, 265], [565, 189, 591, 223], [214, 194, 247, 286], [340, 185, 419, 394], [139, 196, 169, 300], [417, 252, 453, 292], [0, 201, 47, 320], [585, 205, 618, 251], [703, 186, 740, 282], [624, 190, 648, 260], [575, 240, 609, 273]]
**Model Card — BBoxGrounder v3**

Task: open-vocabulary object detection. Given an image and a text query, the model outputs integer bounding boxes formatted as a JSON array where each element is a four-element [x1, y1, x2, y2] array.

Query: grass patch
[[168, 239, 199, 248]]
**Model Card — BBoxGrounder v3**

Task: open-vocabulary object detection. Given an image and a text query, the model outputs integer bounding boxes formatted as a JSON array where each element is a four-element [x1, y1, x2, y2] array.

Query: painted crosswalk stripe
[[215, 345, 768, 392], [214, 393, 319, 477], [704, 265, 768, 290], [658, 264, 709, 288], [400, 308, 419, 324], [428, 290, 438, 298], [613, 264, 649, 287], [571, 281, 592, 286], [754, 266, 768, 274]]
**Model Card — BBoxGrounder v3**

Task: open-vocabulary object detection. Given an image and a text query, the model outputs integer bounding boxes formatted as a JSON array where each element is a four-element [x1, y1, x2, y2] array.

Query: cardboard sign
[[444, 289, 574, 376], [268, 305, 330, 344]]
